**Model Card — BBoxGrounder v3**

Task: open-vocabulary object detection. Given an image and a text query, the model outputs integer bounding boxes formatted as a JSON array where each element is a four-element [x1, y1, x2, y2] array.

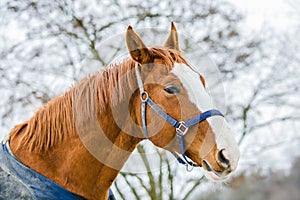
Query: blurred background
[[0, 0, 299, 199]]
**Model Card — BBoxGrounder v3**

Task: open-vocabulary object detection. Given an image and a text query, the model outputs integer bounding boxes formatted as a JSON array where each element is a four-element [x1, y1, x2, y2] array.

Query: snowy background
[[1, 0, 299, 199]]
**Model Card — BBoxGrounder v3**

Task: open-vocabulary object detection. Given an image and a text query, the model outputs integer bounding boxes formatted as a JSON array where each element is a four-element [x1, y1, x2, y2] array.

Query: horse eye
[[164, 86, 180, 94]]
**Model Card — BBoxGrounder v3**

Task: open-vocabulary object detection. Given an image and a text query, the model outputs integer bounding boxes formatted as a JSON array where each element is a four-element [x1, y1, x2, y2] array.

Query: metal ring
[[186, 163, 194, 172], [140, 91, 149, 102]]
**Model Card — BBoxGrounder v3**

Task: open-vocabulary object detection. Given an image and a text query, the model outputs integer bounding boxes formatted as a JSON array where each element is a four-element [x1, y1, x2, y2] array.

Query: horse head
[[126, 23, 240, 181]]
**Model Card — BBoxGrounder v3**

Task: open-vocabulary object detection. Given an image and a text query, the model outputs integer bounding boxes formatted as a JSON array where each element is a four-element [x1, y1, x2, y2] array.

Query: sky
[[228, 0, 295, 32]]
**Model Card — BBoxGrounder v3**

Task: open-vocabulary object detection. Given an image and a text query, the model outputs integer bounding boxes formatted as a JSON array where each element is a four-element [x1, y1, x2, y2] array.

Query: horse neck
[[9, 60, 144, 199]]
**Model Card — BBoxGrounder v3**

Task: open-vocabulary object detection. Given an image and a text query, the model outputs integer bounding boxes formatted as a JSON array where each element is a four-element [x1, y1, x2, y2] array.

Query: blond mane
[[9, 47, 186, 152]]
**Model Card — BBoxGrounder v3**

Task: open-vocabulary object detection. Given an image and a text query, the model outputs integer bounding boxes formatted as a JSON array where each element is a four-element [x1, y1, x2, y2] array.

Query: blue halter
[[135, 63, 224, 170]]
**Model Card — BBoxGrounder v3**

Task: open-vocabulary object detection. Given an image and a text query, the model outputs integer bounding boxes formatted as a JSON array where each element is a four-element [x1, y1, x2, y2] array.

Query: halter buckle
[[176, 122, 189, 136]]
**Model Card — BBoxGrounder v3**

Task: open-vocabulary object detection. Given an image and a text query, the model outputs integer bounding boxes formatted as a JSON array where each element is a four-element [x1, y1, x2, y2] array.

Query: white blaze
[[171, 63, 240, 170]]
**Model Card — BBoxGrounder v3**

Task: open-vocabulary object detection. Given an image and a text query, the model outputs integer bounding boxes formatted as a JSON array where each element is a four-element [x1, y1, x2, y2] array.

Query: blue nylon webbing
[[134, 62, 224, 169], [185, 109, 224, 128], [146, 98, 180, 128]]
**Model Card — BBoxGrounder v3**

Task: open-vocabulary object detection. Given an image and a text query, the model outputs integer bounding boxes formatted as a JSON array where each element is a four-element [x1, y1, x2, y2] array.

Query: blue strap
[[134, 62, 225, 169], [147, 100, 223, 130], [177, 134, 195, 167], [143, 96, 224, 168], [185, 109, 224, 127], [171, 152, 186, 165], [141, 101, 150, 139], [146, 98, 180, 128]]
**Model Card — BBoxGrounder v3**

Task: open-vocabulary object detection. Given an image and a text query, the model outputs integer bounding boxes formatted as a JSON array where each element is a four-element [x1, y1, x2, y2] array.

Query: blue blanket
[[0, 139, 116, 200]]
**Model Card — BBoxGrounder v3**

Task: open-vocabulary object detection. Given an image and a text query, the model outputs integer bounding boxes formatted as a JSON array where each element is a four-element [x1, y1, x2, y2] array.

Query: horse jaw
[[171, 62, 240, 179]]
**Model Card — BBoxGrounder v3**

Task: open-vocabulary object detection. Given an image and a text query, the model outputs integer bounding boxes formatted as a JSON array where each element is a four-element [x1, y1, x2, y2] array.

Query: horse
[[0, 23, 239, 200]]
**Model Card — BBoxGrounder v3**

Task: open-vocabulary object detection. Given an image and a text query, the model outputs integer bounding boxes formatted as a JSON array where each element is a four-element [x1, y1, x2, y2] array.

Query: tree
[[0, 0, 257, 130], [1, 0, 299, 199]]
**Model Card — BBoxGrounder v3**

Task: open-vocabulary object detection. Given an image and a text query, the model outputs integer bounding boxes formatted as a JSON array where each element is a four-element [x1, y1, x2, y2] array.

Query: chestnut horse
[[1, 23, 239, 199]]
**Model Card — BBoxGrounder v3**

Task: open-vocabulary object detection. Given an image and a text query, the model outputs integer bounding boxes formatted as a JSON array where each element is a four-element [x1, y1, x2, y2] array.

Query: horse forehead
[[171, 63, 214, 111]]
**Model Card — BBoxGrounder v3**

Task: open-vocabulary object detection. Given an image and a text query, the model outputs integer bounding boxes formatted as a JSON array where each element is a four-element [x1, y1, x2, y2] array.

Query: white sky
[[228, 0, 295, 32]]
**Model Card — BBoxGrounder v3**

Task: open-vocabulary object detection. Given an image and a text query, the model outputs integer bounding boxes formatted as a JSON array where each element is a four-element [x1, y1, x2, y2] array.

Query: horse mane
[[9, 47, 186, 152]]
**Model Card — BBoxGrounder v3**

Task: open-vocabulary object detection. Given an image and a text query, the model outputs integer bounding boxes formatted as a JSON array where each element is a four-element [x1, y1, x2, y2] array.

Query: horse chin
[[202, 170, 229, 182]]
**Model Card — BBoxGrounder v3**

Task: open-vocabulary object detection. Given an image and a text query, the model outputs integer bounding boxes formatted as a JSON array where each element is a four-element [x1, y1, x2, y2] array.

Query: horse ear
[[164, 22, 180, 51], [126, 26, 151, 64]]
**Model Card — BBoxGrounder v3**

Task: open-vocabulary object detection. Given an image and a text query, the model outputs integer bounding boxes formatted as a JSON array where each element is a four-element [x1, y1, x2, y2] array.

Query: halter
[[135, 63, 224, 171]]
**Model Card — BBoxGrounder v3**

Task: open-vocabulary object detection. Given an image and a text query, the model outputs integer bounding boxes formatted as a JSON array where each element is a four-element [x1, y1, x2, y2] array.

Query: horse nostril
[[218, 149, 230, 166]]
